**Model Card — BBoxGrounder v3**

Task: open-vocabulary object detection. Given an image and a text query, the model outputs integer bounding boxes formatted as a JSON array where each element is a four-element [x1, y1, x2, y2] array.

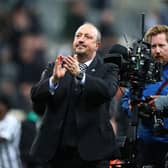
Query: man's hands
[[51, 55, 81, 84], [51, 55, 66, 84], [63, 55, 81, 76]]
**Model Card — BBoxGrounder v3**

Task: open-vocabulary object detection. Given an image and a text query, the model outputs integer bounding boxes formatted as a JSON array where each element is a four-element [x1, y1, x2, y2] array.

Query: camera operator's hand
[[148, 95, 159, 112], [129, 100, 151, 117], [136, 96, 156, 118], [137, 101, 153, 118]]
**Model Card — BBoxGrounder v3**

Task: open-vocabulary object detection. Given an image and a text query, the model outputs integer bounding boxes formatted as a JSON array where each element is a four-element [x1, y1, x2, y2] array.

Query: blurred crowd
[[0, 0, 168, 167]]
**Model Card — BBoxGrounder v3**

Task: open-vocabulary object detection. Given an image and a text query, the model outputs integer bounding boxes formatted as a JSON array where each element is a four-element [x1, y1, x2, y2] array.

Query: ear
[[96, 42, 101, 50]]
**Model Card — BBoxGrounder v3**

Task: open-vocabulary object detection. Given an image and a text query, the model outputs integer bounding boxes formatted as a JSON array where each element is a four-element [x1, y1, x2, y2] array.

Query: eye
[[159, 44, 165, 48], [85, 35, 93, 39], [151, 45, 156, 49], [75, 34, 81, 38]]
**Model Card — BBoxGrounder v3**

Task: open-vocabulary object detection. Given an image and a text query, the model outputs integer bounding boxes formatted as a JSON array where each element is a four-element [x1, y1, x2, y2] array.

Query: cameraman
[[121, 24, 168, 168]]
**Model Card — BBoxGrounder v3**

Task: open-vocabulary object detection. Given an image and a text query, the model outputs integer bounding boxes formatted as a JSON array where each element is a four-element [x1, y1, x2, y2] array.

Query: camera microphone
[[108, 44, 129, 57], [104, 44, 129, 69]]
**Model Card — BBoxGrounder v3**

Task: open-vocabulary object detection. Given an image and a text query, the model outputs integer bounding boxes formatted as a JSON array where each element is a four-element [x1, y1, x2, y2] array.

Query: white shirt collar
[[83, 59, 93, 67]]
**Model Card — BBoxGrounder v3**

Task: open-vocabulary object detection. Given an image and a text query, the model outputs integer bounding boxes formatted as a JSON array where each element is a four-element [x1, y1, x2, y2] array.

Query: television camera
[[104, 41, 162, 88], [104, 38, 163, 168]]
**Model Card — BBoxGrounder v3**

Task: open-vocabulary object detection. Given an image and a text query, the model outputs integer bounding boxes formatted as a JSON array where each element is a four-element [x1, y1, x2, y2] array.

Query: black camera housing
[[104, 40, 162, 87]]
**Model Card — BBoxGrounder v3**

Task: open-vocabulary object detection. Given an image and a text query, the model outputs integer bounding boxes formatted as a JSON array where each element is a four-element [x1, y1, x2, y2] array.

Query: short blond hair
[[144, 24, 168, 43]]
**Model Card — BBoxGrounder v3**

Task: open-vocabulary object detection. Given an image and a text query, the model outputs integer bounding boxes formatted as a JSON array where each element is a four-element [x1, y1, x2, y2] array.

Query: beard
[[75, 50, 88, 58], [154, 55, 165, 63]]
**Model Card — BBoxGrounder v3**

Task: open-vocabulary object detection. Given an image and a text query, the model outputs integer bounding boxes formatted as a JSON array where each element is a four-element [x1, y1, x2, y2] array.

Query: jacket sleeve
[[154, 95, 168, 114], [121, 88, 133, 117], [30, 62, 54, 115]]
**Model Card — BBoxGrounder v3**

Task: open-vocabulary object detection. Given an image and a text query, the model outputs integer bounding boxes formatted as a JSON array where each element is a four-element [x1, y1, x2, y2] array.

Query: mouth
[[154, 55, 161, 59], [154, 56, 165, 63], [76, 44, 86, 49]]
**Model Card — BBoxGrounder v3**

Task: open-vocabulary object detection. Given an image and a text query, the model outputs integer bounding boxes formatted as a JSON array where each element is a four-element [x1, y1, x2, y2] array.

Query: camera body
[[104, 40, 162, 87]]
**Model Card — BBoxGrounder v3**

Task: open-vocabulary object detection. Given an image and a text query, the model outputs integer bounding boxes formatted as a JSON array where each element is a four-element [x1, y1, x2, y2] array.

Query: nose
[[78, 35, 86, 42], [155, 46, 161, 53]]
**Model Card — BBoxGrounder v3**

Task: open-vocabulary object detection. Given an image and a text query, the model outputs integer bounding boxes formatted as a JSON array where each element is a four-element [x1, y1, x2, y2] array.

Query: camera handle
[[126, 84, 144, 166]]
